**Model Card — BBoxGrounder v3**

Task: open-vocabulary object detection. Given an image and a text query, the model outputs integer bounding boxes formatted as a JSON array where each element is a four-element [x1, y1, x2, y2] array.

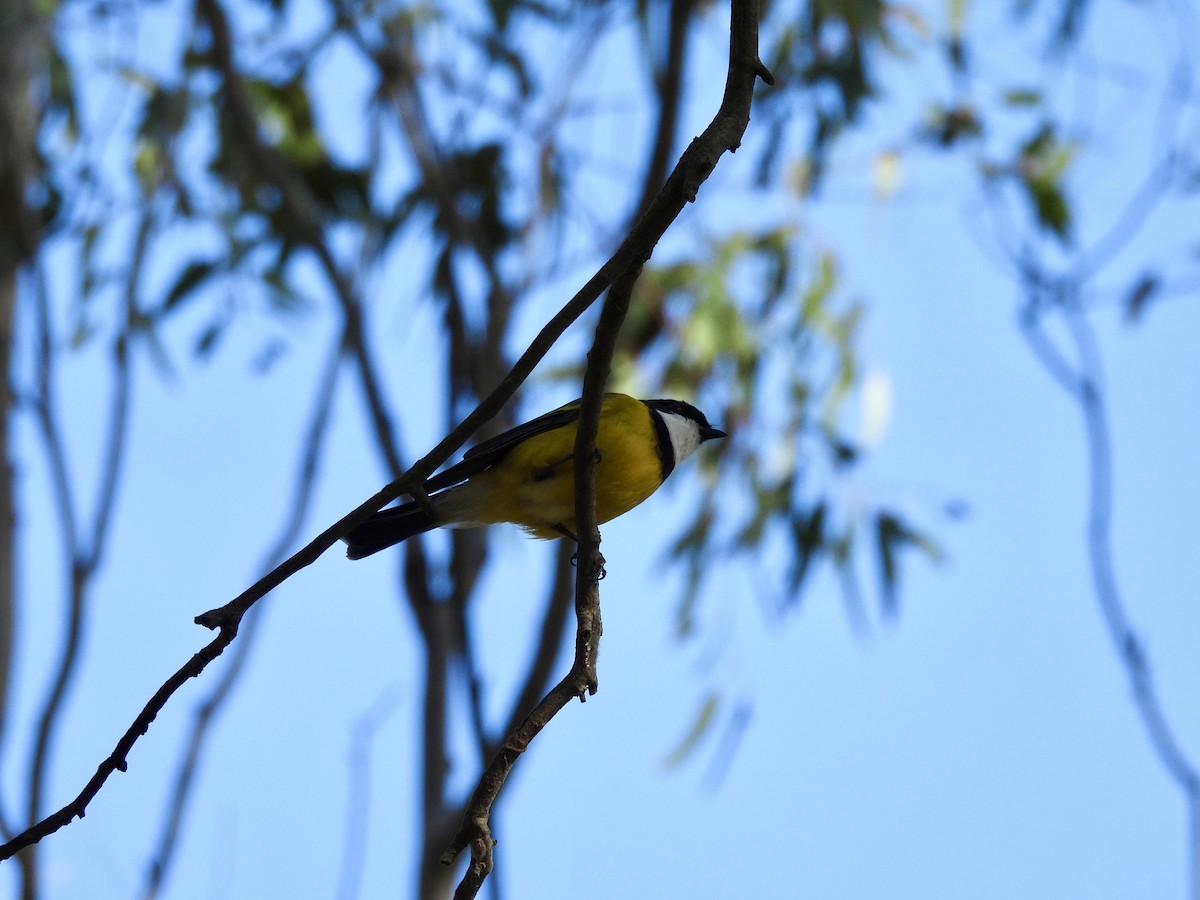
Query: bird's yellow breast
[[471, 394, 665, 539]]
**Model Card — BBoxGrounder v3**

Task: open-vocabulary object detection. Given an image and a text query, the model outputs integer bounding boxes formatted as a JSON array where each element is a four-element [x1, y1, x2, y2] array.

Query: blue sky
[[3, 2, 1198, 898]]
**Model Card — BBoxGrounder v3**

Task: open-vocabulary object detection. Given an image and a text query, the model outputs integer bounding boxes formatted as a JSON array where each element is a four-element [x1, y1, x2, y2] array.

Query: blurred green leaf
[[876, 512, 901, 615], [246, 76, 324, 167], [1003, 88, 1042, 106], [1024, 176, 1071, 240], [1017, 123, 1075, 240], [874, 512, 944, 617], [787, 503, 826, 598], [47, 39, 78, 141], [921, 103, 982, 148], [663, 693, 720, 770]]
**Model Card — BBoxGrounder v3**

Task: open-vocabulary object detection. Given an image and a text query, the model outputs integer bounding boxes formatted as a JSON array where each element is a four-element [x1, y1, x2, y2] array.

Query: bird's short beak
[[700, 425, 727, 441]]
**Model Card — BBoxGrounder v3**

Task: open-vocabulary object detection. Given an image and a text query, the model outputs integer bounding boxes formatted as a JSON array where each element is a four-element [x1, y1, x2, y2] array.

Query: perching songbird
[[343, 393, 726, 559]]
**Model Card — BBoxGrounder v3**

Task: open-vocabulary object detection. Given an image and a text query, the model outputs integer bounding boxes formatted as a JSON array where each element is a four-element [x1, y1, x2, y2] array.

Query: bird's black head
[[646, 399, 727, 443], [644, 399, 727, 480]]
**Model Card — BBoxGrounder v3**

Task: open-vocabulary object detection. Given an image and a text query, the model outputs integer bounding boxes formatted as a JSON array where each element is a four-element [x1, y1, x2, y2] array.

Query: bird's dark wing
[[422, 401, 582, 493]]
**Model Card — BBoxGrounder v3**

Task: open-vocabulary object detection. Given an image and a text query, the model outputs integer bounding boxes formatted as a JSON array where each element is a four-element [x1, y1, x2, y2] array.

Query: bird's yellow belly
[[473, 398, 664, 539]]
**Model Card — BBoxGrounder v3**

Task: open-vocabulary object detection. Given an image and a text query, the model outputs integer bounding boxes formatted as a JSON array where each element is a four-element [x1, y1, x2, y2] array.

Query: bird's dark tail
[[344, 502, 438, 559]]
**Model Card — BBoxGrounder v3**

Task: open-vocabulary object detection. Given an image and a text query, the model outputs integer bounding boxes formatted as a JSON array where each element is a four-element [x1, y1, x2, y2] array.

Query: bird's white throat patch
[[660, 411, 702, 464]]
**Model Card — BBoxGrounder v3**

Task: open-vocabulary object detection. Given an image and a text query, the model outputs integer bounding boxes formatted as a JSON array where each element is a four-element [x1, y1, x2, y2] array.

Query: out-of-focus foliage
[[755, 0, 893, 186], [11, 0, 1200, 891], [31, 0, 942, 629], [615, 231, 940, 635]]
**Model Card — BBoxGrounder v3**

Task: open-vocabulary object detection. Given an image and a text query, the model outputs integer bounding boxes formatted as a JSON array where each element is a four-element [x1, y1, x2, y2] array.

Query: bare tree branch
[[492, 542, 576, 756], [0, 0, 44, 872], [0, 622, 239, 860]]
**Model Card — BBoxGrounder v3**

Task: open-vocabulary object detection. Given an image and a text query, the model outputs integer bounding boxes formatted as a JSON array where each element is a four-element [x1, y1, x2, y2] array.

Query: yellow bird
[[344, 393, 726, 559]]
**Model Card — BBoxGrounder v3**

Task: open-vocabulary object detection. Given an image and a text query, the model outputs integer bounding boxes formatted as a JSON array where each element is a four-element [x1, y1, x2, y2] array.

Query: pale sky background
[[3, 2, 1199, 899]]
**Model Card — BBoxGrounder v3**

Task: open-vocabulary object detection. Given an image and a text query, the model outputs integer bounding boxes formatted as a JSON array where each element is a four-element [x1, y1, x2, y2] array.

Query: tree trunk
[[0, 0, 45, 894]]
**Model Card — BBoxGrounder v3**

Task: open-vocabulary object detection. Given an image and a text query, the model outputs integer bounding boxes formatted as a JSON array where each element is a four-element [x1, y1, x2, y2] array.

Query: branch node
[[410, 482, 435, 519], [193, 607, 237, 633]]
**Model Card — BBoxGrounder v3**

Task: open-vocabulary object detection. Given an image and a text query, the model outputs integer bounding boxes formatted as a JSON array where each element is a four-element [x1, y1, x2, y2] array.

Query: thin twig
[[1019, 278, 1200, 899], [0, 621, 239, 860], [442, 269, 639, 900], [492, 542, 576, 753]]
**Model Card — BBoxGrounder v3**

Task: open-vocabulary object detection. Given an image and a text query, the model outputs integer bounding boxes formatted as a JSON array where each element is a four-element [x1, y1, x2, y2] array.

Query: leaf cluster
[[616, 230, 942, 636]]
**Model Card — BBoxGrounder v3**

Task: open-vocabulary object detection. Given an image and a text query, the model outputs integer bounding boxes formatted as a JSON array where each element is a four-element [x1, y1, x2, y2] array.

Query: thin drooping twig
[[441, 265, 641, 900], [491, 542, 576, 756], [0, 0, 770, 864], [334, 689, 403, 900], [140, 334, 344, 899], [16, 259, 77, 897], [976, 7, 1200, 885], [1018, 271, 1200, 899]]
